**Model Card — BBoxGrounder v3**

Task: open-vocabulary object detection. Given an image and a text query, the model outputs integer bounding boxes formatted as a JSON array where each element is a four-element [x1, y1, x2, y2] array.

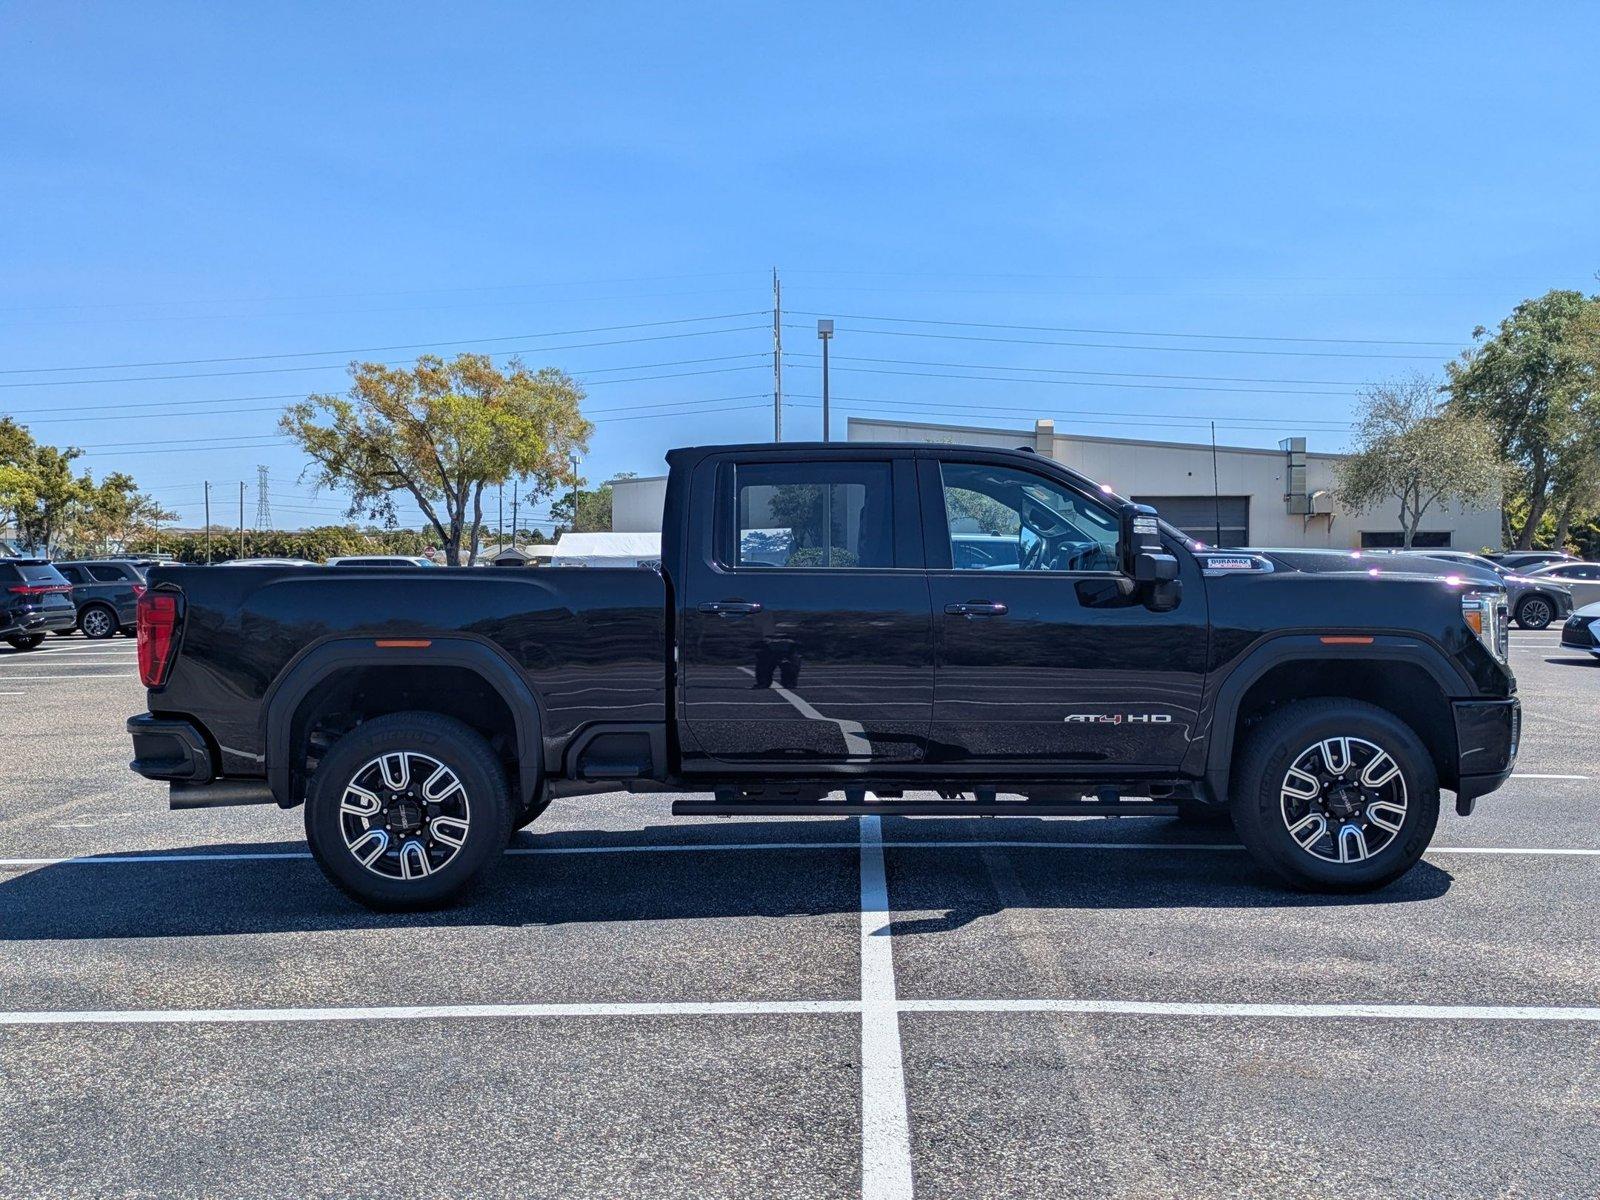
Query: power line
[[779, 360, 1358, 399], [786, 393, 1356, 433], [0, 312, 768, 375], [783, 352, 1368, 389], [0, 325, 768, 388], [786, 309, 1461, 347], [0, 354, 769, 416], [781, 323, 1447, 361]]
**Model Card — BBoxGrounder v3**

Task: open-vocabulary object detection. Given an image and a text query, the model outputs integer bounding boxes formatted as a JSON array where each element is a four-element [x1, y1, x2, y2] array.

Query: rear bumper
[[1452, 698, 1521, 815], [127, 713, 274, 808], [128, 713, 214, 782], [2, 608, 77, 637]]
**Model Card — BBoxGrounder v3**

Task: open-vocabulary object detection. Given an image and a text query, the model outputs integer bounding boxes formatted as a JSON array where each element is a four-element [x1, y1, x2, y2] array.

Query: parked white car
[[1559, 600, 1600, 660]]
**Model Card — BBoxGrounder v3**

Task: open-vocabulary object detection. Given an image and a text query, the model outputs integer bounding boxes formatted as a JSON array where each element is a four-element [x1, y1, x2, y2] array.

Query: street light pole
[[817, 319, 834, 442]]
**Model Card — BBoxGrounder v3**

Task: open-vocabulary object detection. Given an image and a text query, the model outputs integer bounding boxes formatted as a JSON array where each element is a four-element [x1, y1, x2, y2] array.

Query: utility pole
[[817, 319, 834, 442], [203, 481, 212, 564], [571, 454, 581, 533], [238, 481, 246, 558], [498, 484, 504, 549], [771, 267, 783, 442], [511, 479, 519, 549]]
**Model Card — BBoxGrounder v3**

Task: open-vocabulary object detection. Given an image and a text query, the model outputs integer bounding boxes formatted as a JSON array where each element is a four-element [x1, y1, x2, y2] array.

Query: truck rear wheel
[[304, 712, 512, 911], [1230, 699, 1438, 892]]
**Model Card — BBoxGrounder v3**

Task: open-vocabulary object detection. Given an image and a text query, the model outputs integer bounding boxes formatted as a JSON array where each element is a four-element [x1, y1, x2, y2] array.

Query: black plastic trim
[[262, 636, 544, 809], [127, 712, 215, 782]]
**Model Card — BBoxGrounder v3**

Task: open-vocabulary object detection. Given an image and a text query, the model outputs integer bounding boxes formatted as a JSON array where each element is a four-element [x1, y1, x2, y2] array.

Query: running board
[[671, 799, 1180, 818]]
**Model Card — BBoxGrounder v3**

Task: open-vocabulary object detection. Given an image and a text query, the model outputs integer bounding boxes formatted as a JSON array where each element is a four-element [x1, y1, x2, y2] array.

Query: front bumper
[[1560, 614, 1600, 654], [1452, 698, 1521, 815]]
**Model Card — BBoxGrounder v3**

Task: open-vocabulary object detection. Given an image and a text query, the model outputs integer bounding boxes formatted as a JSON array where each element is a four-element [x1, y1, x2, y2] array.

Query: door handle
[[698, 600, 763, 616], [945, 601, 1008, 617]]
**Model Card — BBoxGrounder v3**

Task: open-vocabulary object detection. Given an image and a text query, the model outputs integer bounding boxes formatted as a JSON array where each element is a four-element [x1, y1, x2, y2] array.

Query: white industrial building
[[606, 416, 1502, 551]]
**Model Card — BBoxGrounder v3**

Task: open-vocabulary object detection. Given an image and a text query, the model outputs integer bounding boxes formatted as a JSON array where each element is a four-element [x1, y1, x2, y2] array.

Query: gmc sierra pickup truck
[[128, 442, 1520, 910]]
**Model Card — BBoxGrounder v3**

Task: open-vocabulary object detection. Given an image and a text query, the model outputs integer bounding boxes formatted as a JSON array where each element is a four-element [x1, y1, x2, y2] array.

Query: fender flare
[[263, 636, 543, 809], [1201, 633, 1468, 803]]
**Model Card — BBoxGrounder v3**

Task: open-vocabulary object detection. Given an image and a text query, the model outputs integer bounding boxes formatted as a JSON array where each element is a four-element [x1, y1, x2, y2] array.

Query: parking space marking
[[898, 998, 1600, 1022], [0, 999, 863, 1028], [0, 674, 138, 681], [859, 813, 915, 1200], [4, 838, 1599, 869], [1510, 773, 1591, 779]]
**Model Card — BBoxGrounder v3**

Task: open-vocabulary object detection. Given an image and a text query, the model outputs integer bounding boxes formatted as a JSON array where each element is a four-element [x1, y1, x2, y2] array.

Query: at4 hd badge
[[1064, 712, 1173, 724]]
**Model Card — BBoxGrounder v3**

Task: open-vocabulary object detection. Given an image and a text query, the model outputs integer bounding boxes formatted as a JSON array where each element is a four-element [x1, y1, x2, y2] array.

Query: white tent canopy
[[548, 531, 661, 568]]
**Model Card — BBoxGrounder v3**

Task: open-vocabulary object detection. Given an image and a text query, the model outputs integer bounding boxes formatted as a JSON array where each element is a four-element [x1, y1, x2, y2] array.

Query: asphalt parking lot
[[1, 629, 1596, 1199]]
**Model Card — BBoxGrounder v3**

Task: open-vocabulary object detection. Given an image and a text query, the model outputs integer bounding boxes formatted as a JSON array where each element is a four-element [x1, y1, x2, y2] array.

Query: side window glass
[[733, 461, 894, 569], [58, 566, 83, 584], [88, 564, 124, 582], [941, 462, 1121, 573]]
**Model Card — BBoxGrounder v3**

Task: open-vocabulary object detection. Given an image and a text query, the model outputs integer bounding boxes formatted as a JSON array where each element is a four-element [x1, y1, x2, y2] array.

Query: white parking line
[[859, 813, 914, 1200], [0, 674, 138, 681], [4, 839, 1599, 869], [898, 998, 1600, 1022], [1510, 773, 1590, 780], [0, 999, 862, 1028], [2, 995, 1594, 1030]]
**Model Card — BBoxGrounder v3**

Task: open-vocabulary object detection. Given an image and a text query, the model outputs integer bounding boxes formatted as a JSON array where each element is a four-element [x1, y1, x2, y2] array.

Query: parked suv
[[54, 559, 148, 639], [0, 559, 78, 649]]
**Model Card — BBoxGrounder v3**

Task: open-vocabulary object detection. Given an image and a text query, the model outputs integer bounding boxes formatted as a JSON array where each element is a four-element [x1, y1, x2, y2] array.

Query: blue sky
[[4, 2, 1597, 532]]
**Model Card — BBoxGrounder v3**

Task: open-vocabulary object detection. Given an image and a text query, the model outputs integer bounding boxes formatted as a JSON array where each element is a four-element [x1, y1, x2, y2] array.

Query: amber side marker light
[[375, 639, 432, 649], [1320, 636, 1374, 645]]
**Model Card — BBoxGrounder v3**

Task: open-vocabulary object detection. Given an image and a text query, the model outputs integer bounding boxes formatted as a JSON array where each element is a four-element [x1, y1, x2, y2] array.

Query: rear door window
[[730, 461, 895, 569], [87, 564, 127, 582]]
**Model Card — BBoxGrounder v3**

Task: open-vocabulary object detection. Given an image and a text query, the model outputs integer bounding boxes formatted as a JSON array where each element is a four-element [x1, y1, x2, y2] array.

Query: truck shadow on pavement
[[0, 818, 1453, 942]]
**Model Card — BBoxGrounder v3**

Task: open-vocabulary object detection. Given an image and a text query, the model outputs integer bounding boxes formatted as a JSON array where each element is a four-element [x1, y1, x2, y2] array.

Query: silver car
[[1380, 549, 1573, 630]]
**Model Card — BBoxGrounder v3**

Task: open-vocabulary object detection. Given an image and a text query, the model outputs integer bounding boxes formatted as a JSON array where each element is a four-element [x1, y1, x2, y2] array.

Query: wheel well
[[286, 665, 521, 805], [1229, 660, 1457, 788]]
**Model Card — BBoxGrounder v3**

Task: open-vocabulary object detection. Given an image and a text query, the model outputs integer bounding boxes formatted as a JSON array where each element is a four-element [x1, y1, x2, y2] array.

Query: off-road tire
[[304, 712, 512, 911], [1230, 698, 1438, 892]]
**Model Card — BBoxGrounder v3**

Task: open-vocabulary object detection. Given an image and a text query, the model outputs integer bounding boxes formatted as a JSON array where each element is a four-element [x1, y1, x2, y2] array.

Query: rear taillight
[[7, 584, 72, 596], [131, 583, 147, 598], [137, 590, 181, 688]]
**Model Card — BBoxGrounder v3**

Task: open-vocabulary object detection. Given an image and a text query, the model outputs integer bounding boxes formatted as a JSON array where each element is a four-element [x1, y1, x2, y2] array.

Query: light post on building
[[817, 319, 834, 442]]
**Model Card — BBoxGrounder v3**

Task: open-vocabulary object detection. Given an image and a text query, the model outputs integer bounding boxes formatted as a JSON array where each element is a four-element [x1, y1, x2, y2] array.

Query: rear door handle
[[698, 600, 763, 616], [945, 601, 1008, 617]]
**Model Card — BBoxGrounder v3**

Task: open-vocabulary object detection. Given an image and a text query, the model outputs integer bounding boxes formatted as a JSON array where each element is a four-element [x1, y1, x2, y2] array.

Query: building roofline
[[845, 414, 1344, 460]]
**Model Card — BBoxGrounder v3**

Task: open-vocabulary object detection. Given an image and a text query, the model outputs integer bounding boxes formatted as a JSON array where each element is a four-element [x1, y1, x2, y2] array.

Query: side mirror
[[1133, 550, 1180, 583]]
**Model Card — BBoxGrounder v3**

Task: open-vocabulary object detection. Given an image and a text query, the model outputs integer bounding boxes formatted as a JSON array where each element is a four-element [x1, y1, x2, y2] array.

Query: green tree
[[281, 354, 592, 565], [9, 443, 91, 555], [78, 472, 178, 555], [1335, 374, 1504, 548], [550, 471, 632, 533], [1446, 289, 1600, 548]]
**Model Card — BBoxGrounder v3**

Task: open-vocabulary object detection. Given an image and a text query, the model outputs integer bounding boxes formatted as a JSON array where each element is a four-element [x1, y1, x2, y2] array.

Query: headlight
[[1461, 592, 1509, 663]]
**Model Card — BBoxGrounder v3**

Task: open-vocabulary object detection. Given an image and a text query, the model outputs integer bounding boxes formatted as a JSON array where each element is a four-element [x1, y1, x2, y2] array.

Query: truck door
[[677, 451, 933, 769], [920, 453, 1208, 769]]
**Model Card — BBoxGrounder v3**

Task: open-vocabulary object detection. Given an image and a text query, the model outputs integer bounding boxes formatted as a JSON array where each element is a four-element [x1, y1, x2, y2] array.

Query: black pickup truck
[[128, 442, 1519, 909]]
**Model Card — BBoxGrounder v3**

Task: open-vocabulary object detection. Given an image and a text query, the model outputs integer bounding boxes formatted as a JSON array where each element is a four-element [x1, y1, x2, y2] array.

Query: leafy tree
[[1335, 374, 1504, 549], [1446, 289, 1600, 548], [550, 471, 633, 533], [10, 443, 91, 555], [77, 472, 177, 555], [281, 354, 592, 565]]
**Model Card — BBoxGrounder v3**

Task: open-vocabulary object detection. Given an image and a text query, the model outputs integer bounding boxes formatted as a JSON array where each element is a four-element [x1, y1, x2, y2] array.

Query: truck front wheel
[[1230, 699, 1439, 892], [304, 711, 512, 911]]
